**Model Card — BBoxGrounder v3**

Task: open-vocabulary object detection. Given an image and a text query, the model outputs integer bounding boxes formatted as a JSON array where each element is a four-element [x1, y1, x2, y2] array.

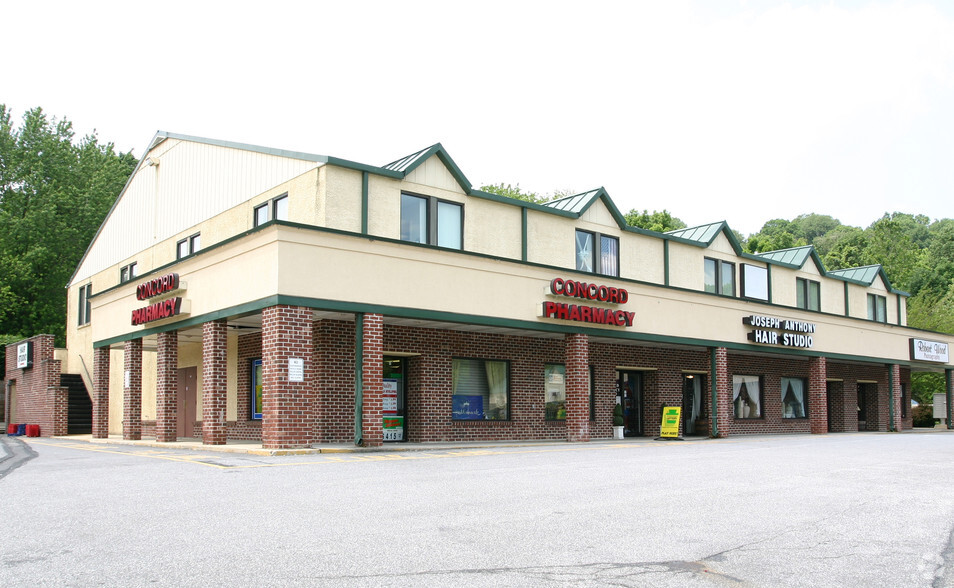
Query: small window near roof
[[741, 264, 768, 301]]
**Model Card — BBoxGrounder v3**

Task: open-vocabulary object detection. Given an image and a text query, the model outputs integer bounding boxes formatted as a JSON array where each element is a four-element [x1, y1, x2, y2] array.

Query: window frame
[[120, 262, 138, 284], [400, 192, 463, 250], [77, 283, 92, 326], [544, 363, 566, 421], [867, 293, 887, 323], [732, 374, 763, 419], [250, 358, 263, 420], [704, 257, 736, 296], [575, 230, 619, 276], [740, 263, 768, 301], [780, 377, 808, 419], [796, 277, 821, 311], [451, 357, 510, 421], [254, 193, 289, 227], [176, 233, 201, 259]]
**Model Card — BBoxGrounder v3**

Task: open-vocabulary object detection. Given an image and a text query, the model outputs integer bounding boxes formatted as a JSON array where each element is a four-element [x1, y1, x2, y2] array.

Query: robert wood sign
[[910, 338, 950, 363]]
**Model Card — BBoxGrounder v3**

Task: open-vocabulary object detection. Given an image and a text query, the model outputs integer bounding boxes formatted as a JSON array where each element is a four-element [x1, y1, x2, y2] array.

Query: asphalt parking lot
[[2, 431, 953, 587]]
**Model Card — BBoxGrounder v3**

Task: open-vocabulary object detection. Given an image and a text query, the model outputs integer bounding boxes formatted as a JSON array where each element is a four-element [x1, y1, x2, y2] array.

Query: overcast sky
[[4, 0, 953, 235]]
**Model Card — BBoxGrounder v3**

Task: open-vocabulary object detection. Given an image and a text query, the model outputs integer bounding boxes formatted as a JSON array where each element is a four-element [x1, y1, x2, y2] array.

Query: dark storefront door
[[617, 371, 644, 437], [826, 381, 834, 432], [682, 374, 705, 436], [177, 367, 196, 438], [383, 357, 407, 442], [857, 383, 869, 431]]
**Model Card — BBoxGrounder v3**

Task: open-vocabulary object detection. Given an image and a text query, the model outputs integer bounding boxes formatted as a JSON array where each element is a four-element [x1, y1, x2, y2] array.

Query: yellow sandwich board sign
[[660, 406, 682, 438]]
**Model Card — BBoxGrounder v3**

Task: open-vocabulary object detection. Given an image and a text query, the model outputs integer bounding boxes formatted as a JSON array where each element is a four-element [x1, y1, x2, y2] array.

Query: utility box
[[934, 393, 948, 426]]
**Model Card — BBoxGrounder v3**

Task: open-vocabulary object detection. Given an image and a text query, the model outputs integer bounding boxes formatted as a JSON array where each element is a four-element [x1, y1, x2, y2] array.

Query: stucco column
[[92, 346, 110, 438], [262, 305, 315, 449], [565, 333, 590, 442], [155, 331, 178, 442], [808, 356, 828, 434], [360, 313, 384, 448], [202, 320, 228, 445], [123, 338, 143, 441], [711, 347, 731, 438]]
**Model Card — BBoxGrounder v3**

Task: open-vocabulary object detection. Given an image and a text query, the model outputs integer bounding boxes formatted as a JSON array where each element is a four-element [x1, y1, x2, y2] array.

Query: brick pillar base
[[92, 347, 110, 438], [262, 305, 315, 449], [565, 333, 590, 442], [156, 331, 178, 442], [712, 347, 730, 438], [202, 320, 228, 445], [123, 339, 143, 441], [361, 313, 384, 447], [809, 356, 828, 434]]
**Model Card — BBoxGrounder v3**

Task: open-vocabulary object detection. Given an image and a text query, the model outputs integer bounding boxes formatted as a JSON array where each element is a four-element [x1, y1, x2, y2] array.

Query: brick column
[[711, 347, 731, 438], [262, 305, 315, 449], [360, 313, 384, 447], [202, 320, 228, 445], [808, 356, 828, 434], [565, 333, 590, 442], [155, 331, 178, 442], [123, 338, 143, 441], [889, 363, 902, 432], [92, 346, 110, 438]]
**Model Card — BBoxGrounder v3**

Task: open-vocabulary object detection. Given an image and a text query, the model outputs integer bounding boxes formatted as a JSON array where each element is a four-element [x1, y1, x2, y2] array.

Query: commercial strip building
[[4, 133, 953, 448]]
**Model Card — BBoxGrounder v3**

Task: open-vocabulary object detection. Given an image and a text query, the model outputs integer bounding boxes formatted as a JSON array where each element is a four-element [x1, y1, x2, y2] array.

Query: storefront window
[[545, 364, 566, 420], [733, 375, 762, 418], [451, 358, 509, 420], [251, 358, 263, 419], [781, 377, 806, 418]]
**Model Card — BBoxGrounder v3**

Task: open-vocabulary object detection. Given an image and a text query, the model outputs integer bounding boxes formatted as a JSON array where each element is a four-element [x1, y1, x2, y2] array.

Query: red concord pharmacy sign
[[131, 273, 186, 325], [542, 277, 635, 327]]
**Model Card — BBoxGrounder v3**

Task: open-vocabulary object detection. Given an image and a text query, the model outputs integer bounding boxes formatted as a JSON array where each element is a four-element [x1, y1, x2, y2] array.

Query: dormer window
[[704, 258, 735, 296], [575, 230, 618, 276], [254, 194, 289, 227]]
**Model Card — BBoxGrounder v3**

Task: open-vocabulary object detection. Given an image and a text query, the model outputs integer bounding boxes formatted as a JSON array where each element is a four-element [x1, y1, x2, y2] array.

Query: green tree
[[0, 105, 137, 347], [744, 218, 807, 253], [623, 209, 686, 232], [479, 183, 547, 204], [790, 213, 841, 245]]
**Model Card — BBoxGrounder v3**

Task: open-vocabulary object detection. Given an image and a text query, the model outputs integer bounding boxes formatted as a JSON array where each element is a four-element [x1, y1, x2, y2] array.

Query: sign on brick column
[[202, 320, 228, 445], [808, 356, 828, 434], [262, 305, 315, 449], [361, 313, 384, 447], [155, 331, 178, 442], [123, 338, 143, 441], [92, 346, 110, 438], [565, 333, 590, 442]]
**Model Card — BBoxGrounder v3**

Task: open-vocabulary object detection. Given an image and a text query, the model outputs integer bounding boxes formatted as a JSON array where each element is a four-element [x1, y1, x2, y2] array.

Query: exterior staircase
[[61, 374, 92, 435]]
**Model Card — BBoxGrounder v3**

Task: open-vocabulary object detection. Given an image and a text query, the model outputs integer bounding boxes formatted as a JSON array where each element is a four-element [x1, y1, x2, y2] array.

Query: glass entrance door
[[383, 357, 407, 442], [682, 374, 704, 436], [616, 371, 644, 437]]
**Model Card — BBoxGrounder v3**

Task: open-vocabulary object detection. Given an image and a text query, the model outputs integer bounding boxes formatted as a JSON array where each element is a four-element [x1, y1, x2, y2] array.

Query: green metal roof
[[381, 143, 472, 193], [383, 145, 434, 173], [544, 189, 602, 214], [756, 246, 814, 267], [666, 222, 726, 245], [828, 265, 883, 285]]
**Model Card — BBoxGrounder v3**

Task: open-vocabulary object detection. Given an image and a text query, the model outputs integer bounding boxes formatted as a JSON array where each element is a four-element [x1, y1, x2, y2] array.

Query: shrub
[[912, 405, 937, 428]]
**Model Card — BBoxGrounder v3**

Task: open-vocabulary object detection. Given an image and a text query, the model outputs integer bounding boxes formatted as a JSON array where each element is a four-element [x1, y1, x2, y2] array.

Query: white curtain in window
[[781, 378, 805, 418], [692, 378, 702, 420], [485, 360, 507, 416], [733, 375, 760, 418]]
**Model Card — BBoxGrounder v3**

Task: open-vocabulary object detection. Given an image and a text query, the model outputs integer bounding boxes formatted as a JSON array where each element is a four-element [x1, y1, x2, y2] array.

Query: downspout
[[709, 348, 718, 437], [354, 313, 364, 446], [947, 369, 953, 430], [887, 364, 895, 432]]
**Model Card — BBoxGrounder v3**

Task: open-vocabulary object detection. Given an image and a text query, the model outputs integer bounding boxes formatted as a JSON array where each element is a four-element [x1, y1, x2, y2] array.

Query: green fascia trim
[[361, 172, 369, 235], [95, 292, 948, 369], [434, 147, 473, 193], [384, 143, 473, 193], [897, 295, 903, 327], [521, 208, 528, 262], [326, 156, 404, 179], [664, 241, 670, 287], [844, 282, 850, 317], [709, 348, 718, 437], [766, 265, 773, 304]]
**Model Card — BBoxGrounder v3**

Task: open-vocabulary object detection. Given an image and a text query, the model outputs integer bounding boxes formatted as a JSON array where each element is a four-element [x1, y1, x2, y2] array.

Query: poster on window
[[453, 395, 484, 419], [383, 378, 398, 415], [383, 416, 404, 441]]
